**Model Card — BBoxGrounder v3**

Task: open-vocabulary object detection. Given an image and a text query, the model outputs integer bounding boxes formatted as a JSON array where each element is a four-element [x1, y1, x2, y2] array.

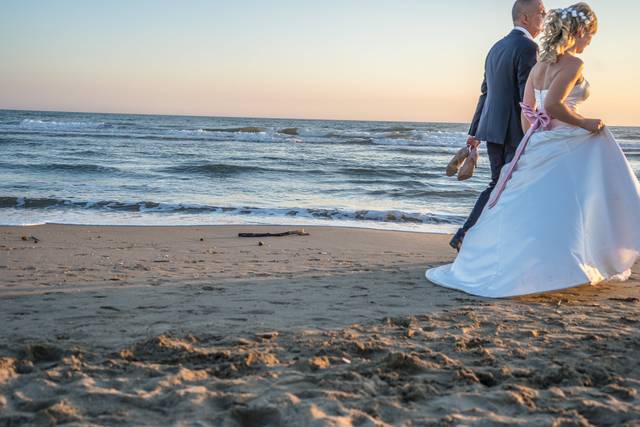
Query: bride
[[426, 3, 640, 298]]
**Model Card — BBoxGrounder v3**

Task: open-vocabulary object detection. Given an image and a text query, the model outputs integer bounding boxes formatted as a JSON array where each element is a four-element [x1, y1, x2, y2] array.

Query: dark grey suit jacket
[[469, 29, 538, 146]]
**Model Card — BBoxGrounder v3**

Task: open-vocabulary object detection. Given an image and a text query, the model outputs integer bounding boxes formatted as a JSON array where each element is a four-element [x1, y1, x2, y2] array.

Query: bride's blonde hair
[[539, 2, 598, 63]]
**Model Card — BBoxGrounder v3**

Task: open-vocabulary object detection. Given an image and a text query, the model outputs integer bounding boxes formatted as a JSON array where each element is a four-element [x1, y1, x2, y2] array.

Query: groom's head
[[512, 0, 546, 38]]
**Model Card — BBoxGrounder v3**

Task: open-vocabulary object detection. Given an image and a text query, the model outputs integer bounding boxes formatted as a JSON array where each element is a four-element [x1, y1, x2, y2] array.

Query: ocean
[[1, 109, 638, 233]]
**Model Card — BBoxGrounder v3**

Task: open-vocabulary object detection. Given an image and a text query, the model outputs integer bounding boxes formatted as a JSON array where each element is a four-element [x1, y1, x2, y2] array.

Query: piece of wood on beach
[[238, 229, 310, 238], [21, 235, 40, 243]]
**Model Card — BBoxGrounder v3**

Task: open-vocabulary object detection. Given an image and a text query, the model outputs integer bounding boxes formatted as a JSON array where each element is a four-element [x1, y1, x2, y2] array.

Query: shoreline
[[1, 224, 639, 424], [3, 222, 453, 235]]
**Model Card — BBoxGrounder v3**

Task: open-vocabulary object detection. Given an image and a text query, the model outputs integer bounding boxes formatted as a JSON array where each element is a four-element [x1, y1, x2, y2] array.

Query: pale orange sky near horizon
[[0, 0, 638, 126]]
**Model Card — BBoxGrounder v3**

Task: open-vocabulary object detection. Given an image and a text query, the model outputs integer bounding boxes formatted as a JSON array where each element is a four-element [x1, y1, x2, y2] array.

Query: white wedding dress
[[426, 79, 640, 297]]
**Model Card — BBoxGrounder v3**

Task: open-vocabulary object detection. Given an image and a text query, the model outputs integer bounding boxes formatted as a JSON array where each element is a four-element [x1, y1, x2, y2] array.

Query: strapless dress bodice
[[535, 79, 590, 114]]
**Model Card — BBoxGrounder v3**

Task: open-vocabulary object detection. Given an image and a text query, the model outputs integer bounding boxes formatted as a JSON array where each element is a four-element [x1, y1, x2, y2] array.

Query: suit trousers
[[460, 141, 519, 234]]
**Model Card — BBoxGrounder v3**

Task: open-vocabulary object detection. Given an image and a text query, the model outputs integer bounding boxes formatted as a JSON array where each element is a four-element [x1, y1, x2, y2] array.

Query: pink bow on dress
[[487, 103, 552, 209]]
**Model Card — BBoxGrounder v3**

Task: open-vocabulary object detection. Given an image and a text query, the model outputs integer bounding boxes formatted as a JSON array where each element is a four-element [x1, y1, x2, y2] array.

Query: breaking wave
[[0, 196, 464, 225]]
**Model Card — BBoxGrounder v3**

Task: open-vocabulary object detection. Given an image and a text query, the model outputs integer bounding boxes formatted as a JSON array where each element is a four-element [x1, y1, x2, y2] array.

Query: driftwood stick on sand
[[238, 229, 310, 238]]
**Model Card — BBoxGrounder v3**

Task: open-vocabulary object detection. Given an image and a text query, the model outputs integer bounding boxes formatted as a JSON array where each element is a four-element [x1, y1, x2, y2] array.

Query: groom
[[450, 0, 546, 251]]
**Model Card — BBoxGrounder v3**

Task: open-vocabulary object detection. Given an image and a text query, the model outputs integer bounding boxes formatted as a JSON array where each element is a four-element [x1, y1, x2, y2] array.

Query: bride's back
[[531, 55, 583, 92]]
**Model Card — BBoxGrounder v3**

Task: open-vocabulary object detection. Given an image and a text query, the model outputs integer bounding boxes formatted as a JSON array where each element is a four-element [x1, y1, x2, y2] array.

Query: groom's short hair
[[512, 0, 536, 22]]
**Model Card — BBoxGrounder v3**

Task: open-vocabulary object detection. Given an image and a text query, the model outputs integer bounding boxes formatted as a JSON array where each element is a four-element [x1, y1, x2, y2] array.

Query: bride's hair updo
[[539, 2, 598, 63]]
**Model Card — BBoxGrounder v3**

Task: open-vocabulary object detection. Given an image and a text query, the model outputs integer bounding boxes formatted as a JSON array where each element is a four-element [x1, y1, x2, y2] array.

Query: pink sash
[[487, 103, 552, 209]]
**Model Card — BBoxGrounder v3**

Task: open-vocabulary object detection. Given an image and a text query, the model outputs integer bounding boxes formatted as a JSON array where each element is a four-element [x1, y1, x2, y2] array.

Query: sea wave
[[339, 167, 443, 180], [159, 162, 279, 176], [0, 196, 464, 225], [368, 126, 416, 132], [366, 187, 476, 199], [615, 130, 640, 141], [278, 127, 299, 136], [0, 162, 121, 174], [371, 138, 414, 146], [202, 126, 265, 133], [158, 161, 462, 181], [19, 119, 106, 131], [168, 128, 294, 144]]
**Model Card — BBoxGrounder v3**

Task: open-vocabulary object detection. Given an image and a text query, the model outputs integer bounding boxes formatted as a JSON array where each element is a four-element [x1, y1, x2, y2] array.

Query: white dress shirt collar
[[514, 26, 535, 41]]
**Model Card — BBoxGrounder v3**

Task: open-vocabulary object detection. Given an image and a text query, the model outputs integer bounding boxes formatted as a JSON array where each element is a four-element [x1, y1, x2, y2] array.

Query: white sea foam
[[0, 196, 465, 227], [168, 128, 293, 144], [19, 119, 105, 131]]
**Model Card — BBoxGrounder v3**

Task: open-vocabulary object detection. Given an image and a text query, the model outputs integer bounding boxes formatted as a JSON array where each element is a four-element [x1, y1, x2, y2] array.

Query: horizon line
[[2, 107, 638, 128]]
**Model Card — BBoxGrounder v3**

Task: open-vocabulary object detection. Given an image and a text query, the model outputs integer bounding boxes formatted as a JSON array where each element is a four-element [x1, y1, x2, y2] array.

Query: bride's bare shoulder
[[536, 55, 583, 71], [544, 55, 584, 82], [557, 54, 584, 71]]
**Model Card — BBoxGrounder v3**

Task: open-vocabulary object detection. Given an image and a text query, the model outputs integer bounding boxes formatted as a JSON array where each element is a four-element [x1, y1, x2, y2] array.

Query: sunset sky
[[1, 0, 638, 125]]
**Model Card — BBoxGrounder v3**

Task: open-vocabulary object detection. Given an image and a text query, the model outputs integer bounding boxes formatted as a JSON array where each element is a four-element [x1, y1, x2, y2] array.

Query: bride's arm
[[521, 73, 536, 133], [543, 60, 603, 132]]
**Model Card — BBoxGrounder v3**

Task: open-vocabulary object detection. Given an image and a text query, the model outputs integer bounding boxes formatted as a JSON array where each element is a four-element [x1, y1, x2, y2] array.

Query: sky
[[0, 0, 637, 125]]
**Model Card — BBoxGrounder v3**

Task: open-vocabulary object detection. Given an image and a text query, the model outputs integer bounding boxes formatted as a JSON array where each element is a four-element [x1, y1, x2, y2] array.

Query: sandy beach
[[1, 224, 639, 426]]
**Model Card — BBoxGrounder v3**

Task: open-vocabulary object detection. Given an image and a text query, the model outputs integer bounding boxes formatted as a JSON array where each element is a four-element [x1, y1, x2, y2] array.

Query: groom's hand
[[466, 136, 481, 149]]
